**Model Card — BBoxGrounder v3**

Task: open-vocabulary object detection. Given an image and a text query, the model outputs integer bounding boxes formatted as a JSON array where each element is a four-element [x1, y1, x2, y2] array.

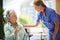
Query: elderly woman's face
[[9, 11, 17, 24]]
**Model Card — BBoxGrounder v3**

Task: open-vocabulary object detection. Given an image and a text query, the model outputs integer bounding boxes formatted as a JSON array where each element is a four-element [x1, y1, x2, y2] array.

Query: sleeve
[[56, 13, 60, 22], [36, 13, 41, 22], [4, 24, 15, 39], [50, 10, 59, 22]]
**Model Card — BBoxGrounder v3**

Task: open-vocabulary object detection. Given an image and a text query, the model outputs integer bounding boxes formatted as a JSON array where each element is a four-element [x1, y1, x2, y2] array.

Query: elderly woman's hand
[[14, 26, 20, 36]]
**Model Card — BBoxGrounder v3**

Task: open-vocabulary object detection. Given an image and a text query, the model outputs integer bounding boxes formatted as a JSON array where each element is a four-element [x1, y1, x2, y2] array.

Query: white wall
[[3, 0, 33, 17]]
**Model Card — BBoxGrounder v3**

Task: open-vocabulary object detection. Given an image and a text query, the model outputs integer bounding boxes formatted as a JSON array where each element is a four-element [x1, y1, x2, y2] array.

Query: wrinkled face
[[9, 11, 17, 24]]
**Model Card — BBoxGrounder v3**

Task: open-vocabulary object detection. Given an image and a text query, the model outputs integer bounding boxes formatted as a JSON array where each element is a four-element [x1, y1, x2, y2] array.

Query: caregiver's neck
[[41, 6, 46, 17]]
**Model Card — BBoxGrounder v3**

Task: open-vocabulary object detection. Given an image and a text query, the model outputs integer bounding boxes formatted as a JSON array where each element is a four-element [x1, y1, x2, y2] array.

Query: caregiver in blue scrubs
[[23, 0, 60, 40]]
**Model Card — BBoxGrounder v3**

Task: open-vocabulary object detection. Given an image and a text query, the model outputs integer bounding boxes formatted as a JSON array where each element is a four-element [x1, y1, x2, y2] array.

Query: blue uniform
[[56, 14, 60, 40], [37, 7, 60, 40]]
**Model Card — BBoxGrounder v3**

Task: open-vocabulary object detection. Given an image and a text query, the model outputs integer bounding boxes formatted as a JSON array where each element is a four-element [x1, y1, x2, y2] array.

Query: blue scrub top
[[56, 14, 60, 22], [56, 13, 60, 40], [37, 7, 60, 40]]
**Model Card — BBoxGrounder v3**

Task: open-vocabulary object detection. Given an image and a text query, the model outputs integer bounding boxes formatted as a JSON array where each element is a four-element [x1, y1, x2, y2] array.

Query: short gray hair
[[6, 10, 15, 22]]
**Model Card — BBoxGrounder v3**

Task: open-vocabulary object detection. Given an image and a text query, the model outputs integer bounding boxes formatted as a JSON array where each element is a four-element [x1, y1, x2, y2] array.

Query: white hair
[[4, 9, 16, 22]]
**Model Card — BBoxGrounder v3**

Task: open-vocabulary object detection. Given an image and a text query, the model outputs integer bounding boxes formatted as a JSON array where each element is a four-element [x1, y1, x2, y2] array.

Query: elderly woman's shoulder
[[4, 23, 10, 29], [17, 22, 24, 28], [4, 22, 11, 28], [17, 22, 26, 32]]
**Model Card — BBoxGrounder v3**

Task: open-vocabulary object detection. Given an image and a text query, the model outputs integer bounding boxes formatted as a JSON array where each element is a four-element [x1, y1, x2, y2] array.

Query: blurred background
[[3, 0, 60, 40]]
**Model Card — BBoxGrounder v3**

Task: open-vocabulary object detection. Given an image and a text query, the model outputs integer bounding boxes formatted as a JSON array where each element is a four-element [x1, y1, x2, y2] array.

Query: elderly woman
[[4, 10, 28, 40]]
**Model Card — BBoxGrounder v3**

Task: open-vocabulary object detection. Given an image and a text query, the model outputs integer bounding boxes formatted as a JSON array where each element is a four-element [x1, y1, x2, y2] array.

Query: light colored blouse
[[4, 22, 28, 40]]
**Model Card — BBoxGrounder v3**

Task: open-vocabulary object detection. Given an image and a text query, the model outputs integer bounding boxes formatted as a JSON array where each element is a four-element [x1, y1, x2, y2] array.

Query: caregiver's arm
[[22, 22, 39, 27], [53, 21, 59, 40]]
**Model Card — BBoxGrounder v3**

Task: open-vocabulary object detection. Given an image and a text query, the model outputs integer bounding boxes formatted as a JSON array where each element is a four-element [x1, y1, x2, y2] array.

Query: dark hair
[[34, 0, 46, 7]]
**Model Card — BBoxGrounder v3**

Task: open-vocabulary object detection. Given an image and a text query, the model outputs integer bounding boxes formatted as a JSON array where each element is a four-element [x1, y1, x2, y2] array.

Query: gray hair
[[6, 10, 15, 22]]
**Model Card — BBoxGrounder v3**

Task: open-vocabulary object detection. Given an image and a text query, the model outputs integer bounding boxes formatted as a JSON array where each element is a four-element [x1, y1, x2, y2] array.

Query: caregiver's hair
[[34, 0, 46, 7]]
